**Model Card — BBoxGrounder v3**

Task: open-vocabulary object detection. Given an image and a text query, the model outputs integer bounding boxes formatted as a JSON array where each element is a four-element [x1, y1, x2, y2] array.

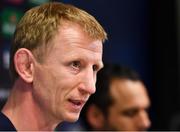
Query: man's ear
[[86, 104, 105, 130], [14, 48, 34, 83]]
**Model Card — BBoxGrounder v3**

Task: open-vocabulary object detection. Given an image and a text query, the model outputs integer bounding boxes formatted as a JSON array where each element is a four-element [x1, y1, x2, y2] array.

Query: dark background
[[0, 0, 179, 130]]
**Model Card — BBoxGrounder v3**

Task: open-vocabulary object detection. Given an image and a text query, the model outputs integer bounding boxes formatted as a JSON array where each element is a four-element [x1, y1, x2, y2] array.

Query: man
[[81, 64, 151, 131], [0, 2, 107, 131]]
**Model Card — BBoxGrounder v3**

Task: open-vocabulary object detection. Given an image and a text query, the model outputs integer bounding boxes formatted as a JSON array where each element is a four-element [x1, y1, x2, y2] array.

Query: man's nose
[[138, 111, 151, 130], [78, 69, 96, 94]]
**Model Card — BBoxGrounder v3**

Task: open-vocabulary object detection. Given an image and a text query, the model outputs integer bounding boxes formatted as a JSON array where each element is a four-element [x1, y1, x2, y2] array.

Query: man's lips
[[67, 96, 89, 113], [68, 99, 86, 106], [67, 99, 87, 112]]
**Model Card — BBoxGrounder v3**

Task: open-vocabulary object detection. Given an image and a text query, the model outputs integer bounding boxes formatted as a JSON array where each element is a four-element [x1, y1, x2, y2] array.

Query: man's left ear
[[14, 48, 35, 83], [86, 104, 105, 129]]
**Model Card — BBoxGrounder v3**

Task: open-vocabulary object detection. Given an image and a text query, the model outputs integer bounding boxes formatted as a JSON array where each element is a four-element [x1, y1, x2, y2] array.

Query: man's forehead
[[55, 23, 103, 52], [110, 79, 150, 105], [87, 40, 103, 52]]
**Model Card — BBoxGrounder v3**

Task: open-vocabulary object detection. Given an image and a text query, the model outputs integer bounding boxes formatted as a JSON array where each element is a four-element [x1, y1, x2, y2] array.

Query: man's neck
[[1, 78, 59, 131]]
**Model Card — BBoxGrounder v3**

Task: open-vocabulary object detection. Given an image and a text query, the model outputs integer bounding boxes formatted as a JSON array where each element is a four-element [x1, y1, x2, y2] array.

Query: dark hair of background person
[[80, 63, 142, 130]]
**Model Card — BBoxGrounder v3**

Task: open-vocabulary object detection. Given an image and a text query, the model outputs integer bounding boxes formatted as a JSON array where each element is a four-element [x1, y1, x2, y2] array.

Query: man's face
[[32, 22, 103, 123], [106, 79, 151, 131]]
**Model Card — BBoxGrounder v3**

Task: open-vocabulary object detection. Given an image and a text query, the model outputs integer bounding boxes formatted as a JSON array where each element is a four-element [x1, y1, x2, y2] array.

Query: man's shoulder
[[0, 112, 16, 131]]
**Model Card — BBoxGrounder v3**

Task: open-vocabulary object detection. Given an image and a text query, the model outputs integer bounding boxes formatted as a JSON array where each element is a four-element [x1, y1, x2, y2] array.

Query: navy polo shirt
[[0, 112, 16, 131]]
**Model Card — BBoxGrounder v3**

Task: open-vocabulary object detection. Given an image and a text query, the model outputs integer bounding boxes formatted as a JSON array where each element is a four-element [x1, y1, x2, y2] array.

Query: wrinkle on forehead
[[70, 40, 103, 53], [57, 22, 103, 51]]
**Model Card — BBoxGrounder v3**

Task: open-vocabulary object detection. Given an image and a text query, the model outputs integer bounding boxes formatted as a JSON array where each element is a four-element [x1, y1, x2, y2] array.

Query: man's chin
[[64, 112, 80, 122]]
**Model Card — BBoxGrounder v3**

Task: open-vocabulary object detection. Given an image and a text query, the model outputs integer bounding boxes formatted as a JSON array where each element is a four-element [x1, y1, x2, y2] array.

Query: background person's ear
[[86, 104, 105, 130], [14, 48, 34, 83]]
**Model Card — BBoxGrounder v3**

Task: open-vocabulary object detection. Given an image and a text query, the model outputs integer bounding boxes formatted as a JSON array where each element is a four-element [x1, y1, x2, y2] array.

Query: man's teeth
[[69, 99, 81, 105]]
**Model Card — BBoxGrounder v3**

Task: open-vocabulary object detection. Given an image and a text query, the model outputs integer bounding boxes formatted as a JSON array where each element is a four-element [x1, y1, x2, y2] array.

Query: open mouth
[[68, 99, 83, 106]]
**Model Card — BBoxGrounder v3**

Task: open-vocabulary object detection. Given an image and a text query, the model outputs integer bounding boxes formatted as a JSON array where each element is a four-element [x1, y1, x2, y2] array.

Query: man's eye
[[122, 109, 138, 118], [71, 61, 81, 69]]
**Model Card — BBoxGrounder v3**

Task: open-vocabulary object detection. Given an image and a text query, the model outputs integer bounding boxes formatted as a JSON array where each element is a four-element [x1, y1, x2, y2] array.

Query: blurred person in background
[[81, 63, 151, 131], [0, 2, 107, 131]]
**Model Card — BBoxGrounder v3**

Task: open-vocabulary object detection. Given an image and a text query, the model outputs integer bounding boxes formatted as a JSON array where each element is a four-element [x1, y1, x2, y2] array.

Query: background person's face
[[32, 22, 103, 123], [106, 79, 151, 131]]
